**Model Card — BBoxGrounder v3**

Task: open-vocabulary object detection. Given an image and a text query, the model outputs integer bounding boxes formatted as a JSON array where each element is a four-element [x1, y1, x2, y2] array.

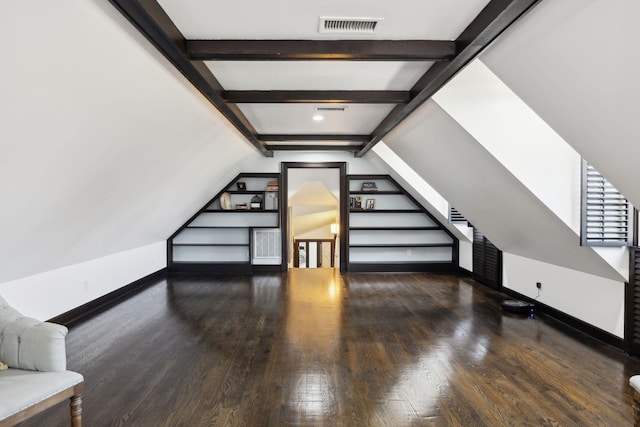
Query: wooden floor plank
[[16, 270, 640, 426]]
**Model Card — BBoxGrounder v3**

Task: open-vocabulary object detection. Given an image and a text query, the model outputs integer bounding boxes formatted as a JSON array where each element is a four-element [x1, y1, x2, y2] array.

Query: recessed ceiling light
[[312, 114, 325, 121]]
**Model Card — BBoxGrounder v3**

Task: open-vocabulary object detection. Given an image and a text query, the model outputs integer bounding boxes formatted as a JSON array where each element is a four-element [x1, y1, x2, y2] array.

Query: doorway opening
[[282, 162, 347, 272]]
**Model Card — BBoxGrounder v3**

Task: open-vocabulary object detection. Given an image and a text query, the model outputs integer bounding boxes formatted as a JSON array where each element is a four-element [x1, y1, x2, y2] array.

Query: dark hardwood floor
[[19, 269, 640, 426]]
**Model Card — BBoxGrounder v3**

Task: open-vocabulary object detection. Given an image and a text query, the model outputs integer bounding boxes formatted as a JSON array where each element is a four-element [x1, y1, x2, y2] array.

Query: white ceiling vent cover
[[319, 17, 383, 34], [316, 106, 348, 112]]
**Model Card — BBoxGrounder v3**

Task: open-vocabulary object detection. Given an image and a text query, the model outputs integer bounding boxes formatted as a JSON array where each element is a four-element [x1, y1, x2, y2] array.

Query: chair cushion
[[0, 369, 83, 420], [630, 375, 640, 393], [0, 296, 68, 371]]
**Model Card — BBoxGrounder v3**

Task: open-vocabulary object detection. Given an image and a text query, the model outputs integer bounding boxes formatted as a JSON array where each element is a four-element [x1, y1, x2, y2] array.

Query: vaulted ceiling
[[108, 0, 541, 156]]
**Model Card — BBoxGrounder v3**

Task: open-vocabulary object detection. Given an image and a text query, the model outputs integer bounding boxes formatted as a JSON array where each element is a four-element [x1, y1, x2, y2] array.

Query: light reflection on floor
[[286, 268, 343, 356], [286, 268, 343, 421], [284, 268, 493, 424]]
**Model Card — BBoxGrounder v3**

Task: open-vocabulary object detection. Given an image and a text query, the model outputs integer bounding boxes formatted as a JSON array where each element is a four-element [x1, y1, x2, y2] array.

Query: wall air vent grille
[[449, 205, 468, 225], [254, 229, 281, 258], [319, 17, 382, 34]]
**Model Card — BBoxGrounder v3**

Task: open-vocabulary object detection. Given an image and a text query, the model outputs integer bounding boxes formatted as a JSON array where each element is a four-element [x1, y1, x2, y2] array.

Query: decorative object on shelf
[[169, 172, 282, 274], [365, 199, 375, 210], [361, 181, 378, 192], [250, 194, 264, 210], [346, 174, 456, 272], [349, 197, 354, 209], [265, 180, 279, 191], [354, 196, 362, 209], [220, 192, 232, 210], [266, 191, 278, 210]]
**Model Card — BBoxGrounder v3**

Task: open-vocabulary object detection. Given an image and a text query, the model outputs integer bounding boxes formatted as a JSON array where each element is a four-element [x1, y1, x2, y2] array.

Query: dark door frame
[[281, 162, 347, 272]]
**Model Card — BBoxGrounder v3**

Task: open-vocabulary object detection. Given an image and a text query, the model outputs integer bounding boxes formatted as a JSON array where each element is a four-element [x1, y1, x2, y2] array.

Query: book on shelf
[[361, 181, 378, 192], [235, 203, 248, 210]]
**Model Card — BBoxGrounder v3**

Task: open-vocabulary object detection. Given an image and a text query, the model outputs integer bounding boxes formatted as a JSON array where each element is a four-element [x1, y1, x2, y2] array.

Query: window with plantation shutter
[[581, 160, 633, 247]]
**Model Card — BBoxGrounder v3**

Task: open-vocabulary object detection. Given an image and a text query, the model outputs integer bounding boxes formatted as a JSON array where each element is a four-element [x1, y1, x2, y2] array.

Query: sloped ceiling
[[289, 180, 338, 238], [0, 1, 259, 283], [289, 181, 339, 207], [292, 209, 337, 238], [480, 0, 640, 209], [384, 99, 623, 281]]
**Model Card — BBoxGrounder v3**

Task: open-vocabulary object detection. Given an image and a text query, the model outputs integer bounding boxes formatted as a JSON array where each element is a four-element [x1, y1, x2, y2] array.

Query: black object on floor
[[502, 299, 531, 314]]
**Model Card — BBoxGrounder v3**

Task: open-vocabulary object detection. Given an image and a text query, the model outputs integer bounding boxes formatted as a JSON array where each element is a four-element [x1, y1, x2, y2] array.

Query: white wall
[[243, 151, 385, 175], [384, 99, 622, 281], [481, 0, 640, 210], [0, 1, 258, 288], [459, 241, 473, 272], [431, 59, 628, 280], [503, 253, 625, 337], [383, 98, 627, 336], [0, 242, 166, 321], [432, 60, 582, 233], [369, 142, 472, 244]]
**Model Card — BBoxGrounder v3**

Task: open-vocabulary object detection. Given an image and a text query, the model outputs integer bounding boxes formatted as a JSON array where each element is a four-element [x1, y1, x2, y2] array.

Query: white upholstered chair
[[0, 295, 84, 426]]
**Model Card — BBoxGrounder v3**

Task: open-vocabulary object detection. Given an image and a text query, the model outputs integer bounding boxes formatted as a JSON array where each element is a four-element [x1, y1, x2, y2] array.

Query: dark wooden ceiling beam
[[186, 40, 456, 61], [259, 134, 370, 142], [357, 0, 542, 157], [266, 144, 362, 152], [224, 90, 410, 104], [107, 0, 272, 156]]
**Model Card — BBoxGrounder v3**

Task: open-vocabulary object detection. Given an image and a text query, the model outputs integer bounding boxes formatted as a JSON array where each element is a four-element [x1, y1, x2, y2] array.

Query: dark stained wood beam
[[357, 0, 542, 157], [266, 144, 362, 152], [107, 0, 272, 156], [224, 90, 410, 104], [258, 134, 370, 142], [186, 40, 456, 61]]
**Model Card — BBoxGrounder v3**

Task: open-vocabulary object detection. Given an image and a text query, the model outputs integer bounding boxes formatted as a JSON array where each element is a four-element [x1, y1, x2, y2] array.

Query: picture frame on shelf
[[236, 182, 246, 191], [365, 199, 375, 210], [354, 196, 362, 209]]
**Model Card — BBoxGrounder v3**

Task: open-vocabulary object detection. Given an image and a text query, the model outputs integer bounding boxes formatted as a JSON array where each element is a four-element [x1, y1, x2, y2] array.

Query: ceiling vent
[[319, 17, 383, 34], [316, 106, 348, 112]]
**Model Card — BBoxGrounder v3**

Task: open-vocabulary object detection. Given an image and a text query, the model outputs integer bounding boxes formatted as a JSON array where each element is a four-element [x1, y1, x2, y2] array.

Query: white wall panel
[[481, 0, 640, 210], [384, 100, 623, 281], [0, 242, 166, 321], [503, 252, 625, 338], [0, 1, 257, 285]]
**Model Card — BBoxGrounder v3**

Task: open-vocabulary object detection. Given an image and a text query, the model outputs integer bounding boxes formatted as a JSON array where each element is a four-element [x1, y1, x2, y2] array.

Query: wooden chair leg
[[70, 394, 82, 427], [633, 390, 640, 427]]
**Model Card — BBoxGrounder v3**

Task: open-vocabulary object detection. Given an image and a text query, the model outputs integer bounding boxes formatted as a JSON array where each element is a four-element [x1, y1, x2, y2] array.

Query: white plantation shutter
[[581, 161, 633, 246]]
